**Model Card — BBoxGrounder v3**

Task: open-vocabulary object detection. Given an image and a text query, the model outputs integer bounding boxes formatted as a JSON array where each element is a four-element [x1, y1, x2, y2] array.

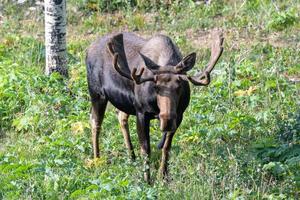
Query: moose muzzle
[[157, 95, 177, 132]]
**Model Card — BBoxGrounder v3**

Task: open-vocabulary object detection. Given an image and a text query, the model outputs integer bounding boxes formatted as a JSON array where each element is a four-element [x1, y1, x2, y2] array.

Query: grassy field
[[0, 0, 299, 199]]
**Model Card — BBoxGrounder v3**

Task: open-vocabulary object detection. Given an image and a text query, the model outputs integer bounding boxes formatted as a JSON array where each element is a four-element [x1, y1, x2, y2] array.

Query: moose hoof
[[158, 169, 172, 183]]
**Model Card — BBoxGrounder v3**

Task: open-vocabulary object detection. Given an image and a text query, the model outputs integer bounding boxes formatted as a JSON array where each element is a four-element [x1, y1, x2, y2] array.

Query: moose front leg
[[136, 113, 151, 183], [159, 131, 175, 180], [159, 115, 182, 180]]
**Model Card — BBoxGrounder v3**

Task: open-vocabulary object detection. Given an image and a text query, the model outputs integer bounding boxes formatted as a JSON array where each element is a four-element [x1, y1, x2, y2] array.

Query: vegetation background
[[0, 0, 299, 199]]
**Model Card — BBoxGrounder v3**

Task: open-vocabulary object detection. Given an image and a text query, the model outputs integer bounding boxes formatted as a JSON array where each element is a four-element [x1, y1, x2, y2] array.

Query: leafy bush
[[268, 10, 298, 31]]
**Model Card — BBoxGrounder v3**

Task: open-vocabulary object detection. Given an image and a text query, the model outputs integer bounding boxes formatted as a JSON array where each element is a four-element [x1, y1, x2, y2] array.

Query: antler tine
[[112, 53, 133, 80], [206, 29, 224, 73], [131, 68, 142, 83], [131, 67, 155, 84], [188, 29, 224, 86], [112, 51, 154, 84]]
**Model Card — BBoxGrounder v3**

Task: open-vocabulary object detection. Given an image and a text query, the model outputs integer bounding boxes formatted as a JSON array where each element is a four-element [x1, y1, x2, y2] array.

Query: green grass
[[0, 0, 299, 199]]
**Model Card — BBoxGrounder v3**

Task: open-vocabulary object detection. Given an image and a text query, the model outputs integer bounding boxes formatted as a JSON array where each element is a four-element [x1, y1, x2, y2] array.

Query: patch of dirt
[[186, 27, 300, 49]]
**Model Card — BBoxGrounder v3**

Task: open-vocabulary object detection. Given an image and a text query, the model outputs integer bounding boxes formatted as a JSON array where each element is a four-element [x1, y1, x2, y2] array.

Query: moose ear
[[175, 52, 196, 73], [139, 53, 160, 72]]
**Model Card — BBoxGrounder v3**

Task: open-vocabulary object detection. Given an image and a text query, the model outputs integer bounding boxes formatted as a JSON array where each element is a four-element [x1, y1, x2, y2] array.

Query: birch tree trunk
[[45, 0, 68, 76]]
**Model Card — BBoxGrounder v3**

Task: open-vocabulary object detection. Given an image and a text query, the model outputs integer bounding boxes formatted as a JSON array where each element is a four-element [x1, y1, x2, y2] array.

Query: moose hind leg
[[117, 111, 135, 160], [90, 99, 107, 158]]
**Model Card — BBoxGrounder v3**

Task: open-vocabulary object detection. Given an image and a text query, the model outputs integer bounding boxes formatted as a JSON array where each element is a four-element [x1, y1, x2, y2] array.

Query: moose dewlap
[[86, 30, 224, 183]]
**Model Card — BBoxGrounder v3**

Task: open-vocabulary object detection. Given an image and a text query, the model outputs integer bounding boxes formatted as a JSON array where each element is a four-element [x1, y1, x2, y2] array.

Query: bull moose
[[86, 30, 224, 182]]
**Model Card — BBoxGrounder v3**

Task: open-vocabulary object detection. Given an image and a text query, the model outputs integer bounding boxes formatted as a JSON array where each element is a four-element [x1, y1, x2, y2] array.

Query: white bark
[[45, 0, 67, 76]]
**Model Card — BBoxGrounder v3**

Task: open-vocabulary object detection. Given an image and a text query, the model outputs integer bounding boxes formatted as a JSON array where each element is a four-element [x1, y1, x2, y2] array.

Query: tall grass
[[0, 0, 299, 199]]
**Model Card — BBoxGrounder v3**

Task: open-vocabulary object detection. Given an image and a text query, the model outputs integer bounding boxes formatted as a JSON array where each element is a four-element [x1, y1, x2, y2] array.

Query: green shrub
[[268, 10, 297, 31]]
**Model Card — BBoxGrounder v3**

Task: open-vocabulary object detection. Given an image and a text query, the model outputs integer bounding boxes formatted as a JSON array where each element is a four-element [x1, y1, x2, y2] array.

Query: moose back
[[86, 31, 224, 182]]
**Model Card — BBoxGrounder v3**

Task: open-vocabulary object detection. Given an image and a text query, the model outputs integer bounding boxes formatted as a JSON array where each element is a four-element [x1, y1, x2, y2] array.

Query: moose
[[86, 30, 224, 182]]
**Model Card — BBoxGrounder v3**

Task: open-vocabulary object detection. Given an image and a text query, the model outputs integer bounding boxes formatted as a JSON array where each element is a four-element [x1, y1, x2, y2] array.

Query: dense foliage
[[0, 0, 299, 199]]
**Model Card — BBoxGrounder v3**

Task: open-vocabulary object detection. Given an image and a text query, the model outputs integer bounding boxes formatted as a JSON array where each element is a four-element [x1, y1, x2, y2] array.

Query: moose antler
[[108, 31, 223, 86], [111, 52, 155, 84], [107, 34, 134, 80], [188, 29, 224, 86], [108, 34, 156, 85], [111, 53, 133, 80], [131, 68, 156, 84]]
